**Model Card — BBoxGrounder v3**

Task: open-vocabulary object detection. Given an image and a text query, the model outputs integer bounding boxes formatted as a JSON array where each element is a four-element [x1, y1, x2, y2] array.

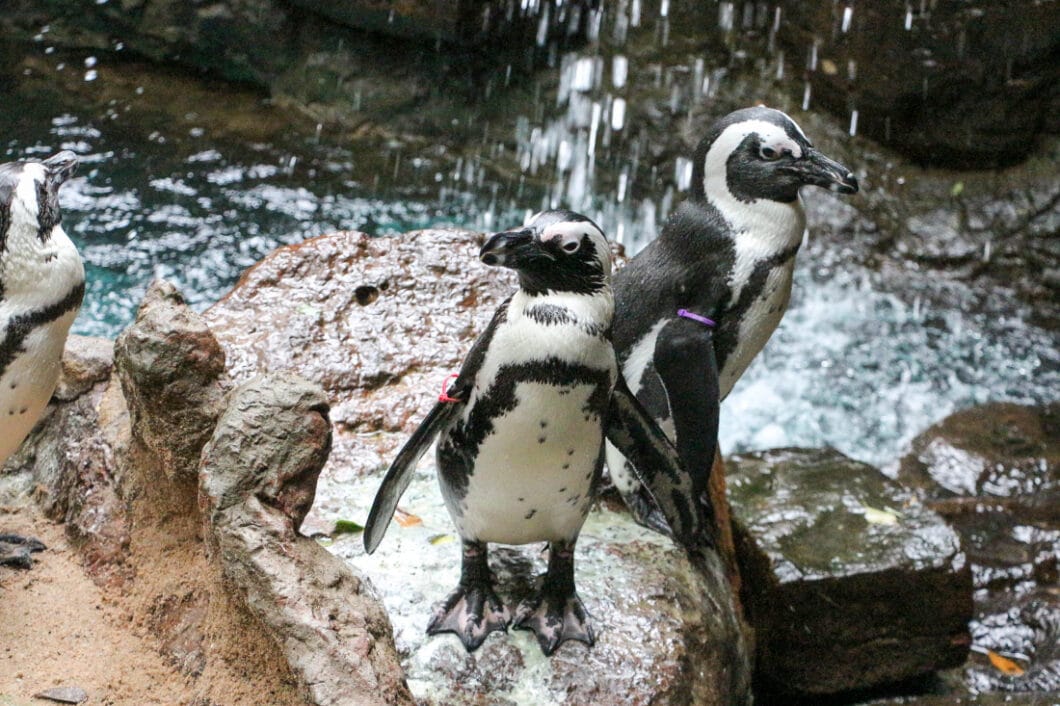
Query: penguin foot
[[513, 590, 594, 655], [427, 583, 510, 652], [0, 534, 47, 569]]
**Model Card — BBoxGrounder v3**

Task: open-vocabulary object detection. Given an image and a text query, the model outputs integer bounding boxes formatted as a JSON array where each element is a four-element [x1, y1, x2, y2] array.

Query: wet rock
[[206, 229, 751, 705], [898, 403, 1060, 693], [727, 447, 972, 697], [778, 1, 1059, 168], [115, 280, 227, 482], [205, 229, 510, 439], [53, 335, 114, 402], [898, 403, 1059, 509], [285, 0, 542, 45], [198, 373, 414, 706]]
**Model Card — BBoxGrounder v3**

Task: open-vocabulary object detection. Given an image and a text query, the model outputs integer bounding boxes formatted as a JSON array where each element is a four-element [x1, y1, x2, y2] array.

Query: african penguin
[[605, 106, 859, 532], [0, 151, 82, 568], [364, 209, 708, 655]]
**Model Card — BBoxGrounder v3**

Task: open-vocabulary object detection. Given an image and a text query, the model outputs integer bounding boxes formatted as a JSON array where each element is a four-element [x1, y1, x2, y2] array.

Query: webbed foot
[[426, 539, 509, 652], [0, 533, 47, 569], [512, 539, 594, 655], [427, 582, 510, 651], [514, 589, 594, 655]]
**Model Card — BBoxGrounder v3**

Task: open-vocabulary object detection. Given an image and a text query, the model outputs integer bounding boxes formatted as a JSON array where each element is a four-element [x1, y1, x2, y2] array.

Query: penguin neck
[[511, 286, 614, 326], [702, 177, 807, 257], [0, 222, 85, 313]]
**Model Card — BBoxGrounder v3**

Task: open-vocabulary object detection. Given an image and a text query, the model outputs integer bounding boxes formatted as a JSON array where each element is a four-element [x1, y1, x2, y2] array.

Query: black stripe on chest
[[525, 303, 608, 338], [0, 280, 85, 380], [712, 243, 800, 375], [437, 358, 613, 501]]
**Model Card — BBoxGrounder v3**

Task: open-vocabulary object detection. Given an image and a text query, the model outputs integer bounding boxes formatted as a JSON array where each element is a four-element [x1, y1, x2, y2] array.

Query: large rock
[[898, 403, 1059, 693], [199, 374, 414, 706], [727, 447, 972, 697], [777, 1, 1059, 168], [205, 229, 752, 705], [115, 280, 227, 482]]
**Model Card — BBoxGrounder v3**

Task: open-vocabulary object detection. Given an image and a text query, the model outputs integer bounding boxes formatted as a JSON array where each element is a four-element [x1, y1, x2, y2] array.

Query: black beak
[[42, 150, 79, 186], [480, 228, 542, 268], [794, 148, 859, 194]]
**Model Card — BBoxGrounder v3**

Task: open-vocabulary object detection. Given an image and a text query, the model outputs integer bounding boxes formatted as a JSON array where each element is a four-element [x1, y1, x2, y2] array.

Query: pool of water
[[2, 47, 1055, 470]]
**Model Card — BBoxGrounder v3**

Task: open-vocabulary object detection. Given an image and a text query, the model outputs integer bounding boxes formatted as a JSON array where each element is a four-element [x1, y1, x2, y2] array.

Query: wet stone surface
[[727, 447, 973, 697], [206, 229, 750, 705], [897, 403, 1060, 694]]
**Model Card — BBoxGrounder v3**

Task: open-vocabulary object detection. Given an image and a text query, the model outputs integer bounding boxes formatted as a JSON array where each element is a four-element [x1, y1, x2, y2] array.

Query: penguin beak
[[42, 151, 79, 186], [480, 229, 546, 268], [792, 148, 859, 194]]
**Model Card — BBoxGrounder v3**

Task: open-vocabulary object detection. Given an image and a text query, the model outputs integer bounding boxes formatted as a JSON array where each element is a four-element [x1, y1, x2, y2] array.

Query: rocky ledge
[[728, 447, 973, 698], [204, 228, 751, 705]]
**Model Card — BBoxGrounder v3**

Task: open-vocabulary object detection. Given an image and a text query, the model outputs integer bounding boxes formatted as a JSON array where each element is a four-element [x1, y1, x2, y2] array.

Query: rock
[[777, 1, 1059, 168], [6, 341, 130, 581], [198, 373, 414, 706], [285, 0, 551, 45], [898, 403, 1060, 693], [727, 447, 972, 697], [205, 229, 510, 438], [329, 473, 748, 706], [206, 229, 752, 705], [114, 280, 227, 482], [898, 402, 1059, 510], [53, 335, 114, 402], [33, 686, 88, 704]]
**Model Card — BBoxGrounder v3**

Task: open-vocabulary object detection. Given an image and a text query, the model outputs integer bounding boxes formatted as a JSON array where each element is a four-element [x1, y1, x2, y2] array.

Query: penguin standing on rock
[[0, 151, 83, 568], [364, 210, 710, 655], [606, 107, 860, 532]]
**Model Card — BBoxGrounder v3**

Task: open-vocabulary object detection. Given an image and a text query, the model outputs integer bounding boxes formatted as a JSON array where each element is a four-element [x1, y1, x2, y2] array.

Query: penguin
[[0, 151, 82, 566], [364, 209, 711, 655], [605, 106, 859, 532]]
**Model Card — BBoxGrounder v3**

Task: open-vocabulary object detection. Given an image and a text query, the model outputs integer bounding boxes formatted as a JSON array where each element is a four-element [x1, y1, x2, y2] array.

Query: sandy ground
[[0, 509, 187, 706]]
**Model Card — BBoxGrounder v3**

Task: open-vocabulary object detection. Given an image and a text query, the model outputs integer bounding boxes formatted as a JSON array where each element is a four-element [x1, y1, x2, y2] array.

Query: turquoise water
[[3, 93, 487, 338], [2, 59, 1055, 469]]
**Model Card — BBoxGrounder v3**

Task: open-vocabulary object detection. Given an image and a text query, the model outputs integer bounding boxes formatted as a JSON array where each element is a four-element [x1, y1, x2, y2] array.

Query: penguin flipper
[[363, 400, 464, 554], [652, 315, 721, 536], [606, 373, 716, 552]]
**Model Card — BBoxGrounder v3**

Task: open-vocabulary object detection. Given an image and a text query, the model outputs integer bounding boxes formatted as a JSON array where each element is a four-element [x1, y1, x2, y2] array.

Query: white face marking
[[535, 218, 612, 279], [699, 119, 807, 307]]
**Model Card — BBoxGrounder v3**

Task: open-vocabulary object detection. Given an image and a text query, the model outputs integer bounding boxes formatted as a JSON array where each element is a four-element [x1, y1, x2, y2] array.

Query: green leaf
[[950, 181, 964, 197], [333, 519, 365, 535]]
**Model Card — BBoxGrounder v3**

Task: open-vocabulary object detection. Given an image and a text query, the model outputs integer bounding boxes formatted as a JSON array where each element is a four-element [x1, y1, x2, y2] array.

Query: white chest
[[454, 380, 603, 545], [0, 307, 79, 463], [718, 262, 794, 398]]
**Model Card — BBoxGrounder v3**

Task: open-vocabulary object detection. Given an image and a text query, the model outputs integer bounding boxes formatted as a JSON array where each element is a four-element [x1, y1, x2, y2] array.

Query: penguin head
[[480, 209, 610, 295], [0, 151, 79, 254], [0, 151, 80, 296], [691, 107, 858, 205]]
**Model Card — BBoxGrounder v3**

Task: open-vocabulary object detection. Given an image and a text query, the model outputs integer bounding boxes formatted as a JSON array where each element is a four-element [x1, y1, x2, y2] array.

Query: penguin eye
[[760, 145, 780, 161], [562, 239, 581, 253]]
